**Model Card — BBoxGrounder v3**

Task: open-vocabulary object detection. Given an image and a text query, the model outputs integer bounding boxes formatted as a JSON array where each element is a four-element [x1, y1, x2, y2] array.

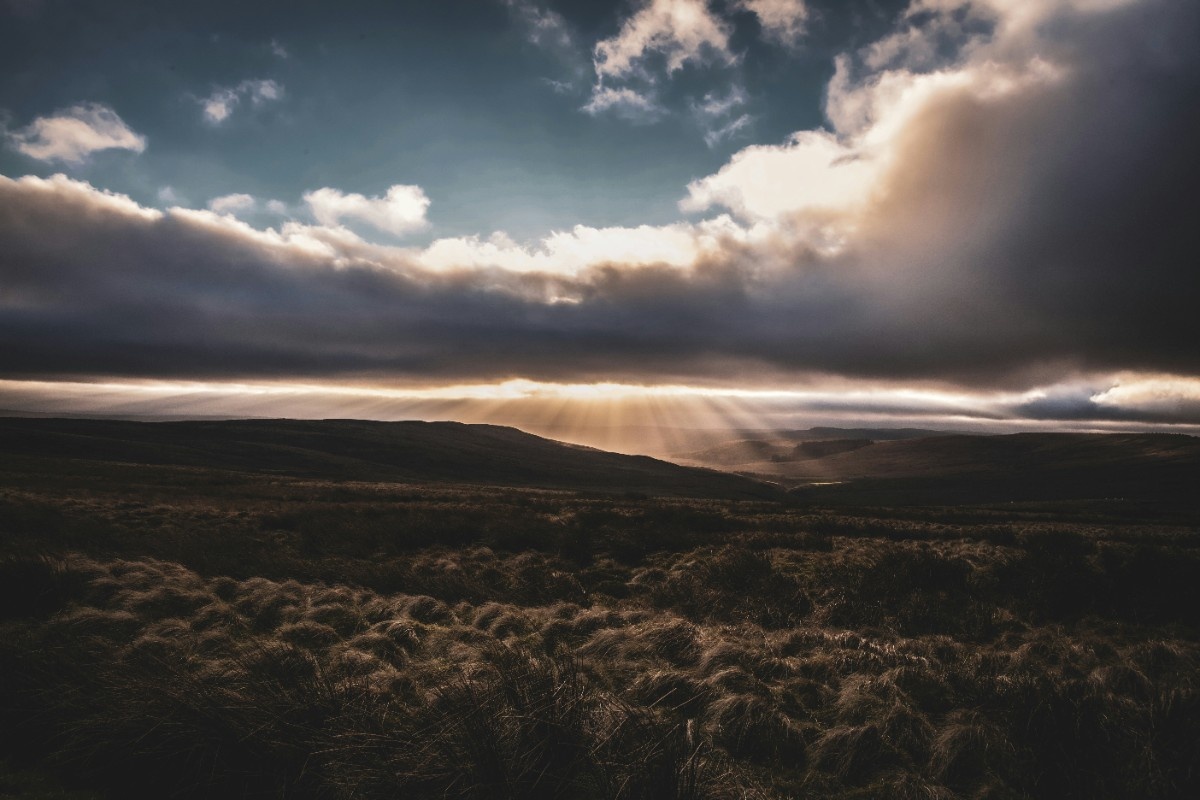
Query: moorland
[[1, 417, 1198, 799]]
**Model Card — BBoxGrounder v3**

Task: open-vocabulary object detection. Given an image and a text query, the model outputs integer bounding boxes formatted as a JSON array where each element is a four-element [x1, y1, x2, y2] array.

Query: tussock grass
[[3, 473, 1200, 798]]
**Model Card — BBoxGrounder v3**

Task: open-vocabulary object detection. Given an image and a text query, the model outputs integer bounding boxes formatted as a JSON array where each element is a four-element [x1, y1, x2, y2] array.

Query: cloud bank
[[1, 0, 1198, 426]]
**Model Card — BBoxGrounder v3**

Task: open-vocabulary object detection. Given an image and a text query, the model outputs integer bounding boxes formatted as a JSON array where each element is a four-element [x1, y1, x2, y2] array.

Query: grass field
[[1, 419, 1198, 799]]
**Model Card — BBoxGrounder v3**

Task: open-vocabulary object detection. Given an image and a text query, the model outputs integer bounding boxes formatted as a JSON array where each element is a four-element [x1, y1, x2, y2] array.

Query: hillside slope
[[0, 417, 776, 499], [777, 433, 1200, 505]]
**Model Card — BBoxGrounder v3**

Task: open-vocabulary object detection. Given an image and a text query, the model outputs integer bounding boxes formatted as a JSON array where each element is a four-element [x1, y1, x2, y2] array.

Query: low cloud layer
[[1, 0, 1198, 426]]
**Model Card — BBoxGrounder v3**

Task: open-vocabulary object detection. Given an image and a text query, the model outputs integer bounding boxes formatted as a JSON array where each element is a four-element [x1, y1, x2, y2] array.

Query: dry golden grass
[[2, 464, 1200, 798]]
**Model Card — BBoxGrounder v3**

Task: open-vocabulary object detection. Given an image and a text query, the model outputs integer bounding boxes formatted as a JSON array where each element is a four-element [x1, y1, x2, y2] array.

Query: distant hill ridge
[[778, 431, 1200, 505], [787, 432, 1200, 476], [781, 427, 948, 441], [0, 417, 777, 499], [671, 427, 1200, 506]]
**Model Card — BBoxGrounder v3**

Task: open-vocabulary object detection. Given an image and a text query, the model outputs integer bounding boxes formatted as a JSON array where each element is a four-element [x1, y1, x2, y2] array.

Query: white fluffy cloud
[[682, 130, 876, 219], [303, 184, 431, 236], [593, 0, 734, 80], [200, 79, 283, 124], [417, 215, 766, 275], [208, 193, 256, 215], [6, 103, 146, 164], [585, 0, 811, 124], [586, 0, 735, 119], [681, 0, 1076, 224]]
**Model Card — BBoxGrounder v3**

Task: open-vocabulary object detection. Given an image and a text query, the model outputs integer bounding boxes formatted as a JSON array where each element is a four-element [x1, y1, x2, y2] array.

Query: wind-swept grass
[[2, 460, 1200, 798]]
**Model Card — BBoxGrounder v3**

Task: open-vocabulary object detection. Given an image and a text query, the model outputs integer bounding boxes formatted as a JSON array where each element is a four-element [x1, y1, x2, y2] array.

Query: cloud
[[582, 87, 664, 121], [502, 0, 573, 50], [200, 79, 283, 124], [736, 0, 809, 46], [417, 215, 760, 275], [581, 0, 802, 130], [583, 1, 803, 129], [1014, 377, 1200, 425], [702, 114, 752, 147], [593, 0, 735, 80], [303, 184, 431, 236], [208, 193, 256, 215], [5, 103, 146, 164], [681, 130, 875, 218], [586, 0, 735, 120], [692, 85, 752, 147], [501, 0, 589, 90], [270, 38, 289, 59], [694, 85, 748, 118], [0, 0, 1197, 403], [157, 186, 184, 206]]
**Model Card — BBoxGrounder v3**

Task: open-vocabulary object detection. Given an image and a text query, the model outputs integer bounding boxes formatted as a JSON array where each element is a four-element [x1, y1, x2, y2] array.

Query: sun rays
[[4, 376, 1198, 457]]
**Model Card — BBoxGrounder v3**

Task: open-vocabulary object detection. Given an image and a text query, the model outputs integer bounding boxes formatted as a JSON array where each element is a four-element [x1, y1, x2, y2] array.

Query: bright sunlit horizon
[[4, 373, 1199, 457]]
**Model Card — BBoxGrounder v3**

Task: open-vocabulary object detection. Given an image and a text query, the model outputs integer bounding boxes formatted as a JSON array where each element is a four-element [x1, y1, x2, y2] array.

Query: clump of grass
[[928, 710, 1016, 792], [628, 669, 711, 719], [703, 692, 806, 765], [881, 666, 955, 713], [646, 546, 812, 628], [332, 645, 754, 800], [812, 724, 903, 784], [278, 619, 341, 649], [402, 594, 454, 624]]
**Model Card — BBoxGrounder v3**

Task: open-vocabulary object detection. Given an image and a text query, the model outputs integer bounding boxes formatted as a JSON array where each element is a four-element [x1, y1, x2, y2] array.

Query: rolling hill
[[676, 429, 1200, 506], [0, 417, 777, 499], [773, 432, 1200, 505]]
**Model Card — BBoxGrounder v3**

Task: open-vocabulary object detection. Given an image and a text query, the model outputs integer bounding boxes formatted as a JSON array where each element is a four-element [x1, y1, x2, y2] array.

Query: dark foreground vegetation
[[1, 419, 1199, 799]]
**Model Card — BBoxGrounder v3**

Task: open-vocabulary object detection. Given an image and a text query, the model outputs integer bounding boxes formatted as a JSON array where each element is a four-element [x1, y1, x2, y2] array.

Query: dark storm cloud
[[0, 0, 1198, 406], [854, 0, 1200, 381], [0, 174, 762, 384]]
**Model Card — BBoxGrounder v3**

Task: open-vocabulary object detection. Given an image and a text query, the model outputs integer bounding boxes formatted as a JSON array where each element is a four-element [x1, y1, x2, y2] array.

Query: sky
[[1, 0, 1199, 450]]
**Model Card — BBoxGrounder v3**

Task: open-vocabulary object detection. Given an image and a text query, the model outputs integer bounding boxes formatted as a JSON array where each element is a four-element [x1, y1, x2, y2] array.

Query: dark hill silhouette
[[678, 439, 792, 466], [779, 432, 1200, 506], [0, 417, 777, 499], [790, 439, 874, 460], [679, 437, 877, 466], [779, 426, 947, 442]]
